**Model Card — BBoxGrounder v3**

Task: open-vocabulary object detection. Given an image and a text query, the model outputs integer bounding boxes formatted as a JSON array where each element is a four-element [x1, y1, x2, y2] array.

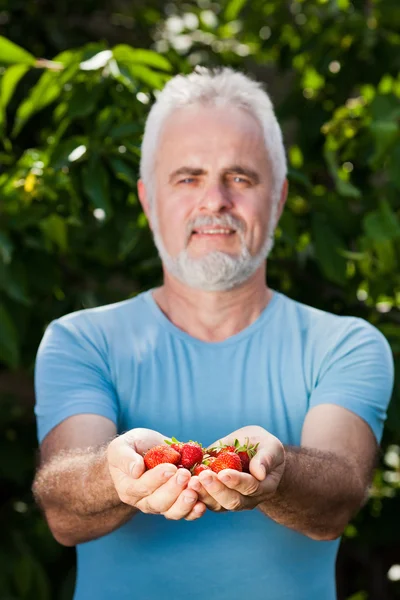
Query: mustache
[[185, 214, 245, 242]]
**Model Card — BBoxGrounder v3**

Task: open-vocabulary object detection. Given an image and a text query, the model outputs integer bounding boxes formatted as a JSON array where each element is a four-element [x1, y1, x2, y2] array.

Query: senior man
[[32, 67, 394, 600]]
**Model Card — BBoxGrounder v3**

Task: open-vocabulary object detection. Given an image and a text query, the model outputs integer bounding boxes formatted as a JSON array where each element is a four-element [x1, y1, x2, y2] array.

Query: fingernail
[[184, 494, 196, 503], [220, 474, 231, 483], [194, 505, 205, 514], [259, 464, 266, 478], [129, 461, 136, 475], [177, 473, 189, 485], [202, 476, 213, 486]]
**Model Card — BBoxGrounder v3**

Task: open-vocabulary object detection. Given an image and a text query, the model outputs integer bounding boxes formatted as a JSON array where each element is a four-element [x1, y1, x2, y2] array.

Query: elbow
[[36, 503, 78, 547], [51, 529, 77, 547], [307, 528, 343, 542]]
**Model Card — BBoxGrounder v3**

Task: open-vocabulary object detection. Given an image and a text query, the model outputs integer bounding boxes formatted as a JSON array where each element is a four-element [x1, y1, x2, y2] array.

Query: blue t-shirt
[[34, 289, 394, 600]]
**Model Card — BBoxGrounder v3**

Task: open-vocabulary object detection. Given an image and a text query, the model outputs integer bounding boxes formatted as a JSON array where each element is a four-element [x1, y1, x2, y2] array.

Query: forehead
[[156, 104, 268, 171]]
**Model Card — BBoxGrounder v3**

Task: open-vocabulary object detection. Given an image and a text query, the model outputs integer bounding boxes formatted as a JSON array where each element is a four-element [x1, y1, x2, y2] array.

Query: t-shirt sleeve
[[34, 318, 119, 444], [309, 318, 394, 443]]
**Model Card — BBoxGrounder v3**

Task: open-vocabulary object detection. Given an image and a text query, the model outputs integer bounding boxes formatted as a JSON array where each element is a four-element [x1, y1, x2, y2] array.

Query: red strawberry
[[165, 437, 184, 455], [180, 442, 204, 469], [219, 445, 236, 454], [210, 452, 242, 473], [171, 443, 183, 453], [206, 448, 220, 458], [203, 456, 217, 467], [235, 438, 259, 473], [144, 445, 181, 470], [237, 451, 251, 473], [192, 463, 211, 476]]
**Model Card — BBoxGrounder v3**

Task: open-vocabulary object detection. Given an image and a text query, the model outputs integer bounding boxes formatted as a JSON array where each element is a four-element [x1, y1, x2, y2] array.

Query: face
[[139, 104, 285, 291]]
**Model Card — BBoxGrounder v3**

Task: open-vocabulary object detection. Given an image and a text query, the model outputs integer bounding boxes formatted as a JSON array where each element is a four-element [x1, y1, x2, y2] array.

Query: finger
[[198, 470, 244, 511], [216, 470, 260, 497], [187, 476, 225, 512], [163, 489, 200, 520], [184, 501, 207, 521], [120, 463, 177, 505], [138, 468, 192, 514]]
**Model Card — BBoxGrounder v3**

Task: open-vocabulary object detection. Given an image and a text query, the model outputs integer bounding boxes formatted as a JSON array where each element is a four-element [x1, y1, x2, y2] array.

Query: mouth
[[191, 227, 236, 238]]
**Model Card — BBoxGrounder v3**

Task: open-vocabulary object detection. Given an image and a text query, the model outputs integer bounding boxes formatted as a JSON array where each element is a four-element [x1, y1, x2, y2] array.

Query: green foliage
[[0, 0, 399, 598]]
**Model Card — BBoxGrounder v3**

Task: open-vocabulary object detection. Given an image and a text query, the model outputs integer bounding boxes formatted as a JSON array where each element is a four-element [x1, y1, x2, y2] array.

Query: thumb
[[249, 436, 285, 482], [108, 436, 145, 479], [250, 451, 269, 481]]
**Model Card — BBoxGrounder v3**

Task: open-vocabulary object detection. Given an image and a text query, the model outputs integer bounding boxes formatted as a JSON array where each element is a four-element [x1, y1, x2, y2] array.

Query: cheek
[[155, 198, 190, 252]]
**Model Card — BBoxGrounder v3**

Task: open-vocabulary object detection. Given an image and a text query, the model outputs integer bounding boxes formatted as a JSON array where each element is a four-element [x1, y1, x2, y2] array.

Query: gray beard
[[150, 208, 276, 292]]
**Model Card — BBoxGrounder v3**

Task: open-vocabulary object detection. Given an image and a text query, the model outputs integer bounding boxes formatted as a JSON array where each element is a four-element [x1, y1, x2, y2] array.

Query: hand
[[107, 427, 206, 521], [187, 426, 285, 512]]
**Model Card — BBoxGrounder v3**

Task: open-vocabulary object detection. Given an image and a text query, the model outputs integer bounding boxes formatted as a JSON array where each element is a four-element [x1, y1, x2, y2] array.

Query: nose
[[199, 183, 233, 213]]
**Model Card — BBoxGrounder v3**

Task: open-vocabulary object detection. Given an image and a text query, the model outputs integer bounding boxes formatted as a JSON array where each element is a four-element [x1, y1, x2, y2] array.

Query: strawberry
[[206, 448, 220, 458], [144, 445, 181, 470], [218, 445, 236, 454], [203, 456, 216, 467], [192, 463, 211, 476], [165, 437, 184, 454], [237, 451, 251, 473], [235, 438, 259, 473], [210, 451, 242, 473], [180, 442, 204, 469]]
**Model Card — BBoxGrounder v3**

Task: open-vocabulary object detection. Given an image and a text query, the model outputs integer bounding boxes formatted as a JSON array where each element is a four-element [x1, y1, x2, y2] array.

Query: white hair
[[139, 66, 287, 217]]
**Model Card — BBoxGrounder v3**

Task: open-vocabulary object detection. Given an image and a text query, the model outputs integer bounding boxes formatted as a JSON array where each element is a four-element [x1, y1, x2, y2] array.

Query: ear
[[137, 179, 153, 231], [275, 178, 288, 223]]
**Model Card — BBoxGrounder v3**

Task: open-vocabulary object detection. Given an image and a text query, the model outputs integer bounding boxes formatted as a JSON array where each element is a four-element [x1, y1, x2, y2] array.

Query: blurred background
[[0, 0, 399, 598]]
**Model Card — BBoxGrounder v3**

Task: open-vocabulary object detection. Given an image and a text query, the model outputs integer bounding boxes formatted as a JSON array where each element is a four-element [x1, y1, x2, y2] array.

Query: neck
[[152, 265, 272, 342]]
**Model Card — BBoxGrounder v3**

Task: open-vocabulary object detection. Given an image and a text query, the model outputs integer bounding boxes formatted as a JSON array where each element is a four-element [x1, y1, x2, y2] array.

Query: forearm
[[32, 445, 137, 545], [258, 446, 366, 540]]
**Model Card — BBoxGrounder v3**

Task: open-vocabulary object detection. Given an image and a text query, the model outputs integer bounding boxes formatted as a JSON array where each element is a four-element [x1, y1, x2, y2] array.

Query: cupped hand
[[187, 425, 285, 512], [107, 428, 206, 521]]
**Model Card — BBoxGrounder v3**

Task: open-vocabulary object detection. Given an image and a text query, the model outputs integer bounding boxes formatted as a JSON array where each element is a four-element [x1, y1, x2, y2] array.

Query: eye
[[179, 177, 195, 184], [231, 175, 250, 185]]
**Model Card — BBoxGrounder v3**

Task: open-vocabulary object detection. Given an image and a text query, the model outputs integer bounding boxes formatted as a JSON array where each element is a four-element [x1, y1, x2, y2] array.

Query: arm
[[189, 409, 377, 540], [32, 414, 134, 546], [257, 405, 377, 540], [33, 416, 205, 547]]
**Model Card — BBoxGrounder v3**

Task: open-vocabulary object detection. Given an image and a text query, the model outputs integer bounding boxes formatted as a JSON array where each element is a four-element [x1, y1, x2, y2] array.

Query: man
[[32, 67, 394, 600]]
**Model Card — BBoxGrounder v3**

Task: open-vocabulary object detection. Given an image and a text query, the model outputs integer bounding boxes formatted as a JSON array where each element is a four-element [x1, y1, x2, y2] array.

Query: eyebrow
[[169, 165, 260, 184]]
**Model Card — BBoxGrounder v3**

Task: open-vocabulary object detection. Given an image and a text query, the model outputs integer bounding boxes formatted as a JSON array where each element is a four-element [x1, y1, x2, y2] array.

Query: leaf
[[0, 36, 35, 65], [65, 82, 105, 119], [113, 45, 172, 71], [39, 215, 68, 252], [11, 59, 80, 136], [0, 64, 29, 131], [122, 64, 169, 89], [369, 120, 399, 167], [324, 148, 361, 198], [50, 136, 88, 169], [389, 142, 400, 190], [80, 49, 112, 71], [108, 157, 137, 186], [108, 122, 142, 140], [363, 200, 400, 242], [224, 0, 248, 20], [0, 262, 30, 305], [82, 158, 112, 217], [312, 215, 347, 286], [0, 230, 13, 264], [0, 302, 19, 368], [12, 71, 63, 137]]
